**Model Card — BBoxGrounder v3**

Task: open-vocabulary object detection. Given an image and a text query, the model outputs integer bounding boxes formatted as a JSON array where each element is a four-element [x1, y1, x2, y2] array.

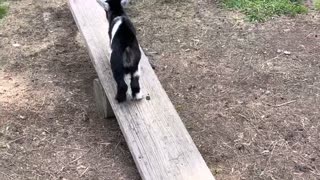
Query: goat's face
[[97, 0, 129, 21]]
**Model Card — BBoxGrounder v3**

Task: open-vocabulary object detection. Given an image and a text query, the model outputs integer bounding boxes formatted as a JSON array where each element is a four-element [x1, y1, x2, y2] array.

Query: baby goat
[[97, 0, 143, 103]]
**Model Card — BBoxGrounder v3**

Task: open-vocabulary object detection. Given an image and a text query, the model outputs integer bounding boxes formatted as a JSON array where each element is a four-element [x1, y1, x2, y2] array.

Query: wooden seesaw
[[68, 0, 215, 179]]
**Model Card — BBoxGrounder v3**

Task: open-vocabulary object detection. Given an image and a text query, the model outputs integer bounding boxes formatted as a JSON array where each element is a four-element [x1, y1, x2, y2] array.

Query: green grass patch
[[315, 0, 320, 10], [0, 0, 8, 19], [223, 0, 308, 22]]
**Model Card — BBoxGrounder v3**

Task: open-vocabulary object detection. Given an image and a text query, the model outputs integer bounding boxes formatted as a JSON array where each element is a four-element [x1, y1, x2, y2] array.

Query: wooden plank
[[68, 0, 215, 179]]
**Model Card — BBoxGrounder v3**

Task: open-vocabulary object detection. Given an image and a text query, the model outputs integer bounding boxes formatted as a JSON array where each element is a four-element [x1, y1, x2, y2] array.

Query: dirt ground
[[1, 0, 320, 179]]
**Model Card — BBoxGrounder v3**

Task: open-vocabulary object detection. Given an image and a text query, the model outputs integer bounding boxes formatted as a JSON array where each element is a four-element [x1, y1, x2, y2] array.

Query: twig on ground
[[260, 141, 278, 177], [59, 146, 87, 151], [274, 100, 297, 107], [69, 149, 90, 164], [265, 100, 297, 107], [80, 166, 90, 177]]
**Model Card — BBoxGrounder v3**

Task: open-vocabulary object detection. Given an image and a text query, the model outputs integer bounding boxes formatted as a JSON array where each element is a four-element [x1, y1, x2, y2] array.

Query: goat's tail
[[123, 44, 141, 68]]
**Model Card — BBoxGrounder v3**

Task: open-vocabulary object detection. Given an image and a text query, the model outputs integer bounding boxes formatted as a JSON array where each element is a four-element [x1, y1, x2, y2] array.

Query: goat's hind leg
[[111, 52, 128, 103], [131, 68, 143, 100], [114, 74, 128, 103]]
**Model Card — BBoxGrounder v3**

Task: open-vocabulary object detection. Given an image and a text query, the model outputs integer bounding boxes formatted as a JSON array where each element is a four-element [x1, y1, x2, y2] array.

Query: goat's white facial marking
[[111, 18, 122, 43], [96, 0, 110, 11]]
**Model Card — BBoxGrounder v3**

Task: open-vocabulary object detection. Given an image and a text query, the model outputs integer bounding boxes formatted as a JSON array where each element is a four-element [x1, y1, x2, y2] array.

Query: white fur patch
[[133, 64, 141, 78], [123, 74, 143, 100], [124, 74, 131, 86], [109, 49, 112, 62], [133, 92, 144, 100], [124, 74, 132, 98], [111, 17, 122, 43]]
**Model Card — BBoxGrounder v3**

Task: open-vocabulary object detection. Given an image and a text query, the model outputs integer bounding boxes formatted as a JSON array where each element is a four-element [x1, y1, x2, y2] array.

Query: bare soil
[[1, 0, 320, 180]]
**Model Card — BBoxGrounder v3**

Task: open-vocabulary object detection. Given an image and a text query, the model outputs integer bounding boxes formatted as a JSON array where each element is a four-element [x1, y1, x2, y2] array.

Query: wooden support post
[[93, 78, 115, 119]]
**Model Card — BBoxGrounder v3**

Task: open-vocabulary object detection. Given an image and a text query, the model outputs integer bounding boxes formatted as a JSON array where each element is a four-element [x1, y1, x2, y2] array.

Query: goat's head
[[96, 0, 129, 11]]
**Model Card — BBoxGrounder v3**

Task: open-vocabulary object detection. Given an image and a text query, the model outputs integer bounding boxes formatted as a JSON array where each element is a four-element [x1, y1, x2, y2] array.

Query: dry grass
[[0, 0, 139, 179], [130, 0, 320, 179]]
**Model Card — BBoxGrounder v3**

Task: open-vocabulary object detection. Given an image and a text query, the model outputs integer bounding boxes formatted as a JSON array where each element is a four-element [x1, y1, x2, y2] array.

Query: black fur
[[104, 0, 141, 103]]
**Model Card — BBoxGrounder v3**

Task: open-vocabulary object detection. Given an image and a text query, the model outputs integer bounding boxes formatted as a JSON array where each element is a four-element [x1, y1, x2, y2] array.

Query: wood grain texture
[[68, 0, 215, 179]]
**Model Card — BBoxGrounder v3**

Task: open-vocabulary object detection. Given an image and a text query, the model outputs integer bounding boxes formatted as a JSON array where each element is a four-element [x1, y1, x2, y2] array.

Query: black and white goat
[[97, 0, 143, 103]]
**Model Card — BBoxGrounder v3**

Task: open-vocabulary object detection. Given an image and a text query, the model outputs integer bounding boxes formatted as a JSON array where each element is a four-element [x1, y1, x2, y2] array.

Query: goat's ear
[[121, 0, 129, 8], [96, 0, 110, 11]]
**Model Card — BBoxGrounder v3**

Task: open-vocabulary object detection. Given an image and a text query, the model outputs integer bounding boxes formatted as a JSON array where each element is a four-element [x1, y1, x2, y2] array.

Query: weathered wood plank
[[93, 78, 115, 119], [68, 0, 215, 179]]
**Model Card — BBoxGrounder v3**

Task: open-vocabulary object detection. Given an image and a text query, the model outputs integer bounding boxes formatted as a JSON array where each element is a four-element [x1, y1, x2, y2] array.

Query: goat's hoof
[[132, 92, 144, 101], [116, 94, 127, 103]]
